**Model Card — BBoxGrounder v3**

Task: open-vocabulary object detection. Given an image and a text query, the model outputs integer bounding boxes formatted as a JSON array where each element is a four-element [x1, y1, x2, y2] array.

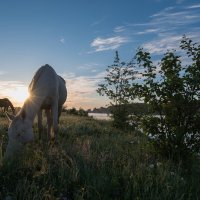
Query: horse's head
[[5, 111, 34, 158]]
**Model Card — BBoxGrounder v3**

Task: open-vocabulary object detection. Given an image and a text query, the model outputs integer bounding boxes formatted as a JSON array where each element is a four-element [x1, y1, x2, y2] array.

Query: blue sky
[[0, 0, 200, 109]]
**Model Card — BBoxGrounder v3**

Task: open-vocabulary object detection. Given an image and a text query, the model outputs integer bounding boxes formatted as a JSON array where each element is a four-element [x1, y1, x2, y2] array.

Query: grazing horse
[[5, 64, 67, 157], [0, 98, 15, 114]]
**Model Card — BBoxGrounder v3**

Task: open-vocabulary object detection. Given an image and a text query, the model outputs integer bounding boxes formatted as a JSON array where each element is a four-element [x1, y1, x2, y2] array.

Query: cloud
[[0, 81, 29, 106], [0, 71, 5, 75], [136, 28, 161, 35], [142, 35, 182, 54], [131, 3, 200, 54], [150, 6, 175, 18], [77, 63, 101, 71], [114, 26, 125, 33], [61, 71, 107, 109], [88, 2, 200, 55], [142, 30, 200, 58], [90, 17, 106, 26], [60, 38, 65, 44], [129, 4, 200, 35], [176, 0, 185, 4], [186, 4, 200, 9], [0, 72, 108, 109], [91, 36, 129, 52], [150, 9, 200, 28]]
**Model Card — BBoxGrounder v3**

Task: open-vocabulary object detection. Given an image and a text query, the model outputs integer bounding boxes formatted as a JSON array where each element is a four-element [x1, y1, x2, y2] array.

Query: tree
[[97, 51, 136, 129], [132, 36, 200, 163]]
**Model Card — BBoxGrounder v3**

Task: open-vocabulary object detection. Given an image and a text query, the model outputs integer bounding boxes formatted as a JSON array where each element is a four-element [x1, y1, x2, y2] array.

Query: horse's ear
[[5, 112, 15, 121]]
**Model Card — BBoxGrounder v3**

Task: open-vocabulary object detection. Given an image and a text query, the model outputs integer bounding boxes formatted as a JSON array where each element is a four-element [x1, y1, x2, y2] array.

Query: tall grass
[[0, 114, 200, 199]]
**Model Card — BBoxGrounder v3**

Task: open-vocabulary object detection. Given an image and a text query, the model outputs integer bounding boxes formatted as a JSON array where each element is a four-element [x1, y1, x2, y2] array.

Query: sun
[[6, 86, 30, 106]]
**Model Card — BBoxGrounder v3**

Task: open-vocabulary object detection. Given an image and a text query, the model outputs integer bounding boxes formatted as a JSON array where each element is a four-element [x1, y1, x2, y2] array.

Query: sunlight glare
[[6, 86, 30, 106]]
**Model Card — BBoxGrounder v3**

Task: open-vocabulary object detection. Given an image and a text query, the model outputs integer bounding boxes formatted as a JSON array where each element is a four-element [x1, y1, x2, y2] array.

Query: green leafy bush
[[132, 36, 200, 163]]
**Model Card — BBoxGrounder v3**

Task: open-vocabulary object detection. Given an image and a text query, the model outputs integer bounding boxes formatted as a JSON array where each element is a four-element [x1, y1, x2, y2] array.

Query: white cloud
[[131, 3, 200, 55], [187, 4, 200, 9], [142, 35, 182, 54], [150, 10, 200, 27], [0, 81, 29, 107], [60, 72, 76, 79], [90, 17, 106, 26], [78, 63, 101, 71], [130, 4, 200, 35], [176, 0, 185, 4], [61, 71, 107, 109], [91, 36, 128, 52], [151, 6, 175, 17], [0, 71, 5, 75], [60, 38, 65, 44], [0, 72, 108, 109], [114, 26, 125, 33], [137, 28, 161, 35]]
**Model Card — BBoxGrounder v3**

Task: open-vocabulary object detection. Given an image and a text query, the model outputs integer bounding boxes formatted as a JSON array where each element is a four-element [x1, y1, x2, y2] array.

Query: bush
[[132, 36, 200, 164]]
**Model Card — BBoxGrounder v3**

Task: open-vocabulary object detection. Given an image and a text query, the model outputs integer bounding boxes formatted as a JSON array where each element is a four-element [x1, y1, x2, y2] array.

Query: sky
[[0, 0, 200, 109]]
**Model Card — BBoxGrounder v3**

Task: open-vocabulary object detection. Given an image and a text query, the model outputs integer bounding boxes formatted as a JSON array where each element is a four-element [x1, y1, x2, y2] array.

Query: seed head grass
[[0, 114, 200, 199]]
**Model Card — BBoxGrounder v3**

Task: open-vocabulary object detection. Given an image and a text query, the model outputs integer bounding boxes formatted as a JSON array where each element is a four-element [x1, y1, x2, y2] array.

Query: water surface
[[88, 113, 111, 120]]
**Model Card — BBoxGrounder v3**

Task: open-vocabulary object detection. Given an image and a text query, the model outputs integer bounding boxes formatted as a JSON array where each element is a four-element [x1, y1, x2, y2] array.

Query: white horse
[[5, 64, 67, 157]]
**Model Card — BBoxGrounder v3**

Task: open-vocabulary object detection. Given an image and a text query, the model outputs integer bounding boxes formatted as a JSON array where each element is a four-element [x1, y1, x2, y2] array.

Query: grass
[[0, 113, 200, 199]]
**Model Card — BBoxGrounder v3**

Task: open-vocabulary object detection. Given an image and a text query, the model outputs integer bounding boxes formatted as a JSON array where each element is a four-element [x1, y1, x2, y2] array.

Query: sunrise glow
[[6, 86, 29, 107], [0, 0, 199, 109]]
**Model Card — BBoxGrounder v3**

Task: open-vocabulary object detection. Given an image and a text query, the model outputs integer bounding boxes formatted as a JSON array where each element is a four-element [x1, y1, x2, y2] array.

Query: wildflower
[[181, 177, 184, 181], [170, 171, 175, 176], [149, 164, 154, 169], [156, 162, 162, 167]]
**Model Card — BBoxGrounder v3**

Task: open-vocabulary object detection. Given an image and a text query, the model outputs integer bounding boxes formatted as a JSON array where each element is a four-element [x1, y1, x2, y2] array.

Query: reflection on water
[[88, 113, 111, 120]]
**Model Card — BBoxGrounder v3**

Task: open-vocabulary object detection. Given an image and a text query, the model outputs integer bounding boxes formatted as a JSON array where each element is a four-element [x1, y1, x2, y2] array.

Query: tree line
[[88, 103, 149, 115]]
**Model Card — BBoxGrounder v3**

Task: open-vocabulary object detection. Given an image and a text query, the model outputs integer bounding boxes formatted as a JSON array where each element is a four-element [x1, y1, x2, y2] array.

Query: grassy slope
[[0, 113, 200, 200]]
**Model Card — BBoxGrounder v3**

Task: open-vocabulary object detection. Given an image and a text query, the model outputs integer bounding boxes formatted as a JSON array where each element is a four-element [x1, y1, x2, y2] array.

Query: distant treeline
[[62, 103, 149, 116], [63, 107, 88, 116], [7, 104, 150, 116], [88, 103, 149, 115]]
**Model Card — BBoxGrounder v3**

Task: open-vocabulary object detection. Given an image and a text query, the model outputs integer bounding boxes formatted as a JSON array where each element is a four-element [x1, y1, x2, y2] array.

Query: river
[[88, 113, 111, 120]]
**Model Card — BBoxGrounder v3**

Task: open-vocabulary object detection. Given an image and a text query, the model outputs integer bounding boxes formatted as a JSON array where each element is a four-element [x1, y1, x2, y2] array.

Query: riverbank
[[88, 112, 111, 120]]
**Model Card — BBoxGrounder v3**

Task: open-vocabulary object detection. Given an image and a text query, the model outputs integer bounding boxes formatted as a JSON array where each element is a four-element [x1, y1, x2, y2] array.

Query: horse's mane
[[58, 75, 66, 84], [28, 65, 48, 92], [29, 65, 66, 93]]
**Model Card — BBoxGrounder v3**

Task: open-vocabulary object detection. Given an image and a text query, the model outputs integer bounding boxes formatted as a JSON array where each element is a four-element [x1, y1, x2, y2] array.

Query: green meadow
[[0, 113, 200, 200]]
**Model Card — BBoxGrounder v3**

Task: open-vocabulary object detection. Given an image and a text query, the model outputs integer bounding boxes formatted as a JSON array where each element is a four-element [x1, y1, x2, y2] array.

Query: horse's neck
[[8, 101, 13, 107], [22, 96, 44, 121], [8, 100, 15, 112]]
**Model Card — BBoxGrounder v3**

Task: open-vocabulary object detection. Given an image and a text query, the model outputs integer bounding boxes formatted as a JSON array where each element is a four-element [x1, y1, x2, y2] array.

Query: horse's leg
[[58, 105, 62, 124], [38, 110, 43, 140], [52, 100, 59, 139], [45, 109, 52, 140]]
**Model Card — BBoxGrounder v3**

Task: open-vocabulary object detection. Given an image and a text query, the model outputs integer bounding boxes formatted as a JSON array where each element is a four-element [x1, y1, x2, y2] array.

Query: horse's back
[[29, 64, 59, 96], [29, 64, 67, 107], [0, 98, 10, 105]]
